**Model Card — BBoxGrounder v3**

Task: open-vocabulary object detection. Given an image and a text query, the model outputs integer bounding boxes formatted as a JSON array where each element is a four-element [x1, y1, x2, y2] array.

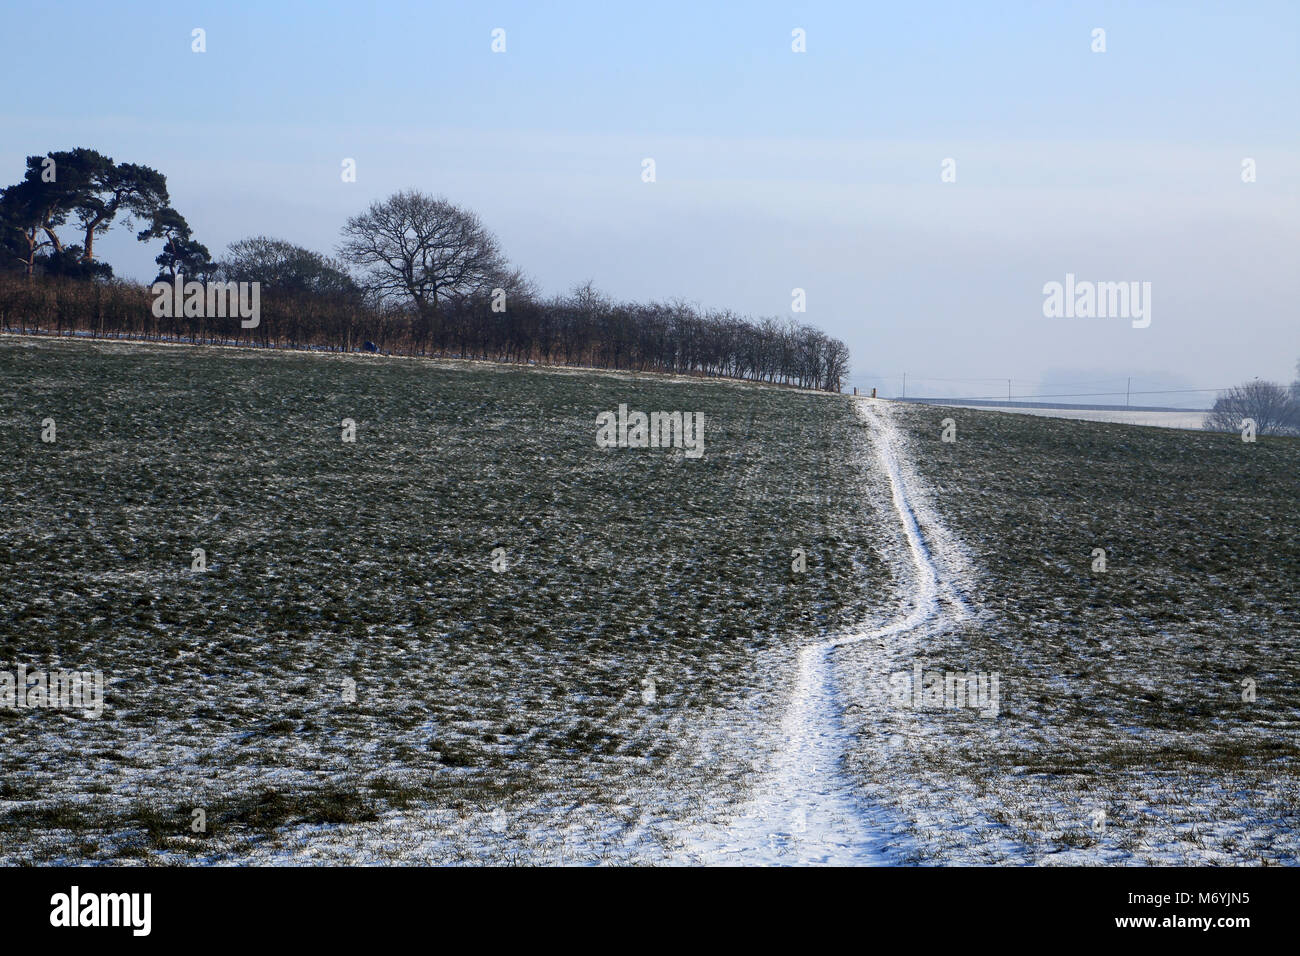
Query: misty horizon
[[3, 2, 1296, 399]]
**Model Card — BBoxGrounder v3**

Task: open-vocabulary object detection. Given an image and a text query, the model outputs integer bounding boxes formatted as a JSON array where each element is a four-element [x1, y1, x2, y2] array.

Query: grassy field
[[837, 404, 1300, 864], [0, 336, 889, 863], [2, 336, 1296, 865]]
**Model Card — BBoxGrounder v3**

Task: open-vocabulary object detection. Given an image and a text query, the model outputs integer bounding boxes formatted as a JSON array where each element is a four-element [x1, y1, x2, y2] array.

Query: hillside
[[1, 336, 1295, 864], [0, 336, 885, 863]]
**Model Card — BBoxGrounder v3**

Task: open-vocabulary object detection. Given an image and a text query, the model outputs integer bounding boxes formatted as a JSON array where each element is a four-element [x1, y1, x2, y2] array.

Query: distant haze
[[2, 1, 1295, 399]]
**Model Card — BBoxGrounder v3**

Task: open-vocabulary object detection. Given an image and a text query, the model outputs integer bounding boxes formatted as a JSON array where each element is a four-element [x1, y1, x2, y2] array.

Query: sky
[[2, 0, 1296, 403]]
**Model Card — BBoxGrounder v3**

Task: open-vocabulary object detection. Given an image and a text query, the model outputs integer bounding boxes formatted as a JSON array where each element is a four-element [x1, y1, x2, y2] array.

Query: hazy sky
[[3, 0, 1296, 402]]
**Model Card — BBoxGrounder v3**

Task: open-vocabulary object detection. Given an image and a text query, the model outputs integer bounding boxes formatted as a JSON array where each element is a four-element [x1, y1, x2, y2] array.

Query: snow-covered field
[[679, 402, 951, 864], [2, 337, 1294, 865], [841, 403, 1299, 864], [0, 337, 888, 864], [917, 403, 1208, 431]]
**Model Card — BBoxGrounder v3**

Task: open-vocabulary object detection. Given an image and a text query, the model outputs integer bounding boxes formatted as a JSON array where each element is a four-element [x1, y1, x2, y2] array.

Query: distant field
[[914, 402, 1208, 431], [0, 336, 888, 863], [837, 404, 1299, 863]]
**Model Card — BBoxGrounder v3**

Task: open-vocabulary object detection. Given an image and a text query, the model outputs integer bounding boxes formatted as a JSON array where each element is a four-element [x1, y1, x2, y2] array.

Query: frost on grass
[[0, 337, 892, 864], [835, 403, 1299, 865]]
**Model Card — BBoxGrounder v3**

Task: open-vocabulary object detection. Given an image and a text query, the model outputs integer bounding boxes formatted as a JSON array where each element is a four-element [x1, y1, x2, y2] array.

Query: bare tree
[[1203, 380, 1300, 436], [338, 191, 507, 338]]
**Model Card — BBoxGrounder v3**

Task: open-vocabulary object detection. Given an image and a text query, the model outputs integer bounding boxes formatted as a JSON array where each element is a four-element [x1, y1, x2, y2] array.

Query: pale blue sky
[[3, 1, 1297, 400]]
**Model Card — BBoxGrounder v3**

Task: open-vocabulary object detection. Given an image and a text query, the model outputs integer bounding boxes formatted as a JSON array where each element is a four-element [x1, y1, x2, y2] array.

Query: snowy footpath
[[680, 400, 953, 864]]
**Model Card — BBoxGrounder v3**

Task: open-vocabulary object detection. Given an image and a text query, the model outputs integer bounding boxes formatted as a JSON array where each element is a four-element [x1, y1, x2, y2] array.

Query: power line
[[895, 375, 1020, 384], [900, 375, 1128, 390]]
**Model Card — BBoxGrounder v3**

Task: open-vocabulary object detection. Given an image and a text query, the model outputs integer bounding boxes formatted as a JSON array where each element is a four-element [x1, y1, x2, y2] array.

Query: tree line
[[1, 151, 850, 391]]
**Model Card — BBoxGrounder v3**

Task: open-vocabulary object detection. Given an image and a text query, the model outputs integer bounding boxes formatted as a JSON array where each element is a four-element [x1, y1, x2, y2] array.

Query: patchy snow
[[920, 403, 1207, 431], [678, 400, 968, 864], [828, 400, 1300, 865], [8, 337, 1287, 866]]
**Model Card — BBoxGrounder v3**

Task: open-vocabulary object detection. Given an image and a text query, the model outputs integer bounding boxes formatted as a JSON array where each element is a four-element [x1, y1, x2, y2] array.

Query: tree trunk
[[82, 215, 108, 262]]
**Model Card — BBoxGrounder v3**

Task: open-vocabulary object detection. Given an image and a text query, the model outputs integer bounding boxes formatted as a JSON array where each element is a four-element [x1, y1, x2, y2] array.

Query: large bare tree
[[1204, 380, 1299, 436], [338, 191, 508, 324]]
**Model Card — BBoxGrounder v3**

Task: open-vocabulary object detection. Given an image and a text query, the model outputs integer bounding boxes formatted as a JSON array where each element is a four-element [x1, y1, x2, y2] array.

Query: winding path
[[684, 399, 950, 864]]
